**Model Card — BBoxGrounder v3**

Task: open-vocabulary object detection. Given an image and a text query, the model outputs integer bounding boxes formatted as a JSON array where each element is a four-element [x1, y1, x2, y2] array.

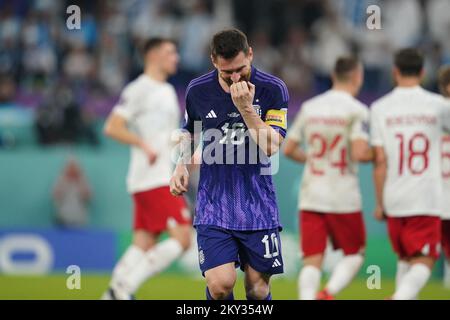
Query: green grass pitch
[[0, 274, 449, 300]]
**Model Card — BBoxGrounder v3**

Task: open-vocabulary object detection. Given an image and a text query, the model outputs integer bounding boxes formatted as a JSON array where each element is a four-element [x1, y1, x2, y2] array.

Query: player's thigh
[[132, 188, 166, 234], [300, 210, 328, 257], [196, 225, 240, 277], [205, 262, 237, 290], [326, 212, 366, 255], [243, 264, 271, 290], [133, 187, 191, 235], [244, 264, 271, 299], [236, 228, 284, 276], [401, 216, 441, 260], [164, 193, 192, 230], [133, 229, 158, 251], [386, 217, 406, 258]]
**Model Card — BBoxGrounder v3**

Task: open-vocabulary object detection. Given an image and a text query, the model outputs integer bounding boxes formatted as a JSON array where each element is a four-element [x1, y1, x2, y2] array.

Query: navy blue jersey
[[184, 66, 289, 230]]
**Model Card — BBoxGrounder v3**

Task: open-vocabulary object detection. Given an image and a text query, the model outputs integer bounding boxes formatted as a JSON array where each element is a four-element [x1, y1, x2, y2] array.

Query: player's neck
[[144, 66, 168, 83], [331, 84, 356, 97], [396, 77, 421, 88]]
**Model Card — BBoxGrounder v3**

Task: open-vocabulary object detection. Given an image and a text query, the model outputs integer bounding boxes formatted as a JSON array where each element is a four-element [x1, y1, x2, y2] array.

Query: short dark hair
[[438, 65, 450, 97], [333, 56, 360, 81], [211, 29, 249, 60], [394, 48, 424, 76], [143, 37, 175, 55]]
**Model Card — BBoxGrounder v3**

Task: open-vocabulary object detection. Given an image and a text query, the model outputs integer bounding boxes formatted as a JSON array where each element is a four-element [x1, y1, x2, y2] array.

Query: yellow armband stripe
[[265, 109, 287, 129]]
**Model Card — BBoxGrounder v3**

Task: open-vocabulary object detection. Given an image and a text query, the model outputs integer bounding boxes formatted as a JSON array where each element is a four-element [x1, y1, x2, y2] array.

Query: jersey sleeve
[[350, 105, 370, 141], [112, 86, 141, 121], [286, 105, 305, 143], [264, 81, 289, 137], [182, 89, 198, 133], [370, 105, 384, 147]]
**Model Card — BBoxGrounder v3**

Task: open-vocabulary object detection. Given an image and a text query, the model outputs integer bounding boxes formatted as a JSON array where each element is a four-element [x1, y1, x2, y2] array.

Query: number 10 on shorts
[[262, 233, 280, 258]]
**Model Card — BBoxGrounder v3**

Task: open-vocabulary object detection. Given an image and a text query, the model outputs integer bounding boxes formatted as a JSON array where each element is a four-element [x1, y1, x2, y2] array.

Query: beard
[[220, 69, 252, 87]]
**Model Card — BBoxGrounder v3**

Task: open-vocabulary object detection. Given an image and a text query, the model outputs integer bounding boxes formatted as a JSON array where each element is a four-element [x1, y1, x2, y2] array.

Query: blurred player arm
[[373, 146, 387, 221], [230, 81, 285, 156], [283, 138, 307, 163], [283, 106, 306, 163], [103, 112, 157, 164], [350, 107, 373, 162], [351, 139, 373, 162], [370, 106, 386, 220]]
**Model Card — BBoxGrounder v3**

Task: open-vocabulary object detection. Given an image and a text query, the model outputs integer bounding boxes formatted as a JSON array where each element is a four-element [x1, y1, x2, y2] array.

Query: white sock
[[119, 238, 183, 294], [110, 245, 145, 288], [298, 265, 321, 300], [393, 263, 431, 300], [326, 254, 364, 296], [395, 260, 410, 289]]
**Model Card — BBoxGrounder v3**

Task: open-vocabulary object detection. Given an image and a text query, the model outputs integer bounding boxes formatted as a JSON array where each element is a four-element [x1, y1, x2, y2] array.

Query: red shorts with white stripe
[[442, 220, 450, 259], [386, 215, 441, 260], [132, 186, 191, 234], [300, 210, 366, 258]]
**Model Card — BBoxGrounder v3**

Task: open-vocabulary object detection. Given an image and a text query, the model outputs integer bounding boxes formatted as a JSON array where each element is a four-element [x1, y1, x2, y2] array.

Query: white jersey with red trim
[[370, 86, 450, 217], [287, 89, 369, 213], [113, 74, 180, 194]]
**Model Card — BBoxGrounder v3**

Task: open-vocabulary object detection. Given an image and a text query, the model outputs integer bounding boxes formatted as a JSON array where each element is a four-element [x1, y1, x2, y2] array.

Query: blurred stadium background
[[0, 0, 450, 299]]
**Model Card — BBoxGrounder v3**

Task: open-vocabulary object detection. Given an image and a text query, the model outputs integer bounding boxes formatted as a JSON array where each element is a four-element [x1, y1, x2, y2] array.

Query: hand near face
[[230, 81, 255, 111]]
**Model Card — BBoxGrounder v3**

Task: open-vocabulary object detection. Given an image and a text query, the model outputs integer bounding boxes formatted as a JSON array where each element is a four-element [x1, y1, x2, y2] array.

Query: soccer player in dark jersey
[[170, 29, 288, 300]]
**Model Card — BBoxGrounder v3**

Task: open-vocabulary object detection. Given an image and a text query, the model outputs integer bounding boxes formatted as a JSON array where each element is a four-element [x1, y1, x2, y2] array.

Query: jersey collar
[[393, 85, 423, 93], [329, 89, 353, 98]]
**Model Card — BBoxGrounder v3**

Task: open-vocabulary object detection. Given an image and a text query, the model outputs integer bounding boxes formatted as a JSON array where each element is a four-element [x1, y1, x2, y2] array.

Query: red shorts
[[442, 220, 450, 258], [132, 186, 191, 233], [300, 210, 366, 257], [387, 215, 441, 260]]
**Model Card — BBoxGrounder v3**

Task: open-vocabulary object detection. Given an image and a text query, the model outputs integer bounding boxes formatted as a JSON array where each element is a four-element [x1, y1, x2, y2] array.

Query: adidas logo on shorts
[[272, 258, 282, 268]]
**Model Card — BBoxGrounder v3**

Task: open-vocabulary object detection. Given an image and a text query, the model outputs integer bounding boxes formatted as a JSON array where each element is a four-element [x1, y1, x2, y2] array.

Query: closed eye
[[222, 65, 246, 75]]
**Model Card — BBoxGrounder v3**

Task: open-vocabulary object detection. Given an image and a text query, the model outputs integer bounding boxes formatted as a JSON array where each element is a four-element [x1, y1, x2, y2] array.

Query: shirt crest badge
[[253, 104, 262, 117]]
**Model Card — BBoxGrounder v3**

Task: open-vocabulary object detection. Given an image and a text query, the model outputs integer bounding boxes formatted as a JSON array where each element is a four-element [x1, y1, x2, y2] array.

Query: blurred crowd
[[241, 0, 450, 97], [0, 0, 449, 146]]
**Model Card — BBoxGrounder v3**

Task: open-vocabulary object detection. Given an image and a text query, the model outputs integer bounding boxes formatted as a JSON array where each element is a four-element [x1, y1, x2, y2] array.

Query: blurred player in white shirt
[[102, 38, 192, 299], [371, 49, 450, 300], [284, 57, 372, 300], [438, 65, 450, 288]]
